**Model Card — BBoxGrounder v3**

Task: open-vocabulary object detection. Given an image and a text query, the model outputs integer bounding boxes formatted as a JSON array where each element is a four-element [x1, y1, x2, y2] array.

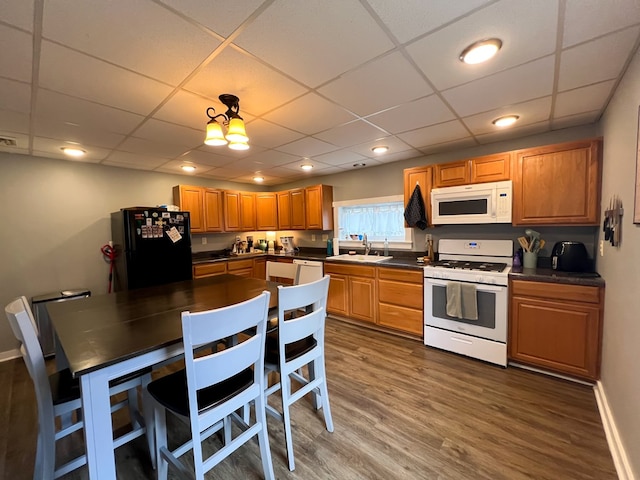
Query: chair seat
[[49, 367, 153, 406], [147, 367, 253, 417], [265, 331, 316, 365]]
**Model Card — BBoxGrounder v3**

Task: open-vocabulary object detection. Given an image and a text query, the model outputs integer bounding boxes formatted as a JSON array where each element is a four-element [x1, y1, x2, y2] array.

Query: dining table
[[47, 273, 279, 480]]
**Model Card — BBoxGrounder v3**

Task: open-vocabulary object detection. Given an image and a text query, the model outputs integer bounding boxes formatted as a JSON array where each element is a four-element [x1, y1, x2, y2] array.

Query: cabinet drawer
[[324, 263, 375, 278], [193, 262, 226, 278], [228, 259, 254, 271], [378, 303, 423, 336], [511, 280, 601, 304], [378, 279, 423, 310], [377, 267, 423, 284]]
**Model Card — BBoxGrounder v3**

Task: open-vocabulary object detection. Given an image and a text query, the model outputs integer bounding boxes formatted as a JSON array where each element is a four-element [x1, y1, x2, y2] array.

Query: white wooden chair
[[145, 292, 275, 480], [264, 275, 333, 471], [266, 261, 300, 286], [4, 296, 153, 479]]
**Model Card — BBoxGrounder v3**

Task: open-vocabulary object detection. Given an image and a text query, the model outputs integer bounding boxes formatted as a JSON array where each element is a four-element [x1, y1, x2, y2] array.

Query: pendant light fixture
[[204, 94, 249, 150]]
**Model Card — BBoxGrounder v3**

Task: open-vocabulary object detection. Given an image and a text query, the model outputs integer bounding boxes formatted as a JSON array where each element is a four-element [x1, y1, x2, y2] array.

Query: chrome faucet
[[362, 233, 371, 255]]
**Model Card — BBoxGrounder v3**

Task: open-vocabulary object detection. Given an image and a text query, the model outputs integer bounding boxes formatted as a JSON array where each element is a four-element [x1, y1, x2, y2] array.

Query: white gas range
[[423, 239, 513, 367]]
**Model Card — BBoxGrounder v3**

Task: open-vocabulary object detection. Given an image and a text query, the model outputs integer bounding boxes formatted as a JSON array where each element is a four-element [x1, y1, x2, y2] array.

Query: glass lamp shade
[[225, 117, 249, 143], [204, 121, 227, 146], [228, 141, 250, 151]]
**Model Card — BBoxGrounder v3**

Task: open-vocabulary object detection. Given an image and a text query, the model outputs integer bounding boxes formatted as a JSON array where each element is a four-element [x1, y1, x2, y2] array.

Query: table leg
[[81, 370, 117, 479]]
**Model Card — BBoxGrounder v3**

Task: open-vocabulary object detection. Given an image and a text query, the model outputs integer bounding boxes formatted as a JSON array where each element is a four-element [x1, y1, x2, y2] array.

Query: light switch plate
[[202, 237, 207, 245], [322, 234, 328, 241], [311, 234, 316, 241]]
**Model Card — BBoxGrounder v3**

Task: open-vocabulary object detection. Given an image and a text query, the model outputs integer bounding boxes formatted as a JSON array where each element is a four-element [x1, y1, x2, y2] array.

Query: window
[[333, 195, 412, 249]]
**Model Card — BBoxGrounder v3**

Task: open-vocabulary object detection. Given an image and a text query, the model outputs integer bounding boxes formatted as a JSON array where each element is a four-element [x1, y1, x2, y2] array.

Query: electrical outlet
[[599, 240, 604, 256], [311, 234, 316, 241], [202, 237, 207, 245], [322, 234, 328, 241]]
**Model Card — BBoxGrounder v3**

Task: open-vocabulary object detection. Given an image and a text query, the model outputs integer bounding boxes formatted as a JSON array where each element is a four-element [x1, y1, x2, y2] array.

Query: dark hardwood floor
[[0, 318, 617, 479]]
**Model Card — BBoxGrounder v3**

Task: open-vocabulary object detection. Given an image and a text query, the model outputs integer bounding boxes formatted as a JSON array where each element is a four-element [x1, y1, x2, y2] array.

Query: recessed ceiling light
[[371, 145, 389, 154], [492, 115, 520, 127], [181, 165, 196, 172], [353, 163, 366, 168], [253, 176, 264, 182], [301, 164, 313, 171], [61, 147, 86, 157], [459, 38, 502, 65]]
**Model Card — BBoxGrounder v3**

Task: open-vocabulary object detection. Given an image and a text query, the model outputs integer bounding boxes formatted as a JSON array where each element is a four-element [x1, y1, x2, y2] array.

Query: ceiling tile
[[0, 26, 32, 83], [43, 0, 219, 86], [33, 121, 126, 150], [117, 137, 189, 159], [275, 136, 338, 157], [398, 120, 470, 149], [475, 121, 551, 145], [157, 0, 265, 37], [0, 110, 30, 136], [406, 0, 558, 90], [0, 0, 34, 31], [39, 41, 174, 115], [177, 149, 237, 168], [263, 93, 356, 135], [554, 80, 616, 117], [154, 159, 217, 176], [563, 0, 640, 47], [184, 46, 308, 116], [368, 149, 423, 164], [32, 137, 109, 162], [242, 119, 304, 149], [233, 0, 394, 87], [0, 77, 31, 114], [551, 111, 600, 129], [462, 97, 552, 135], [279, 159, 334, 173], [442, 56, 555, 117], [233, 149, 300, 168], [35, 90, 145, 135], [102, 151, 169, 169], [419, 137, 477, 155], [347, 135, 413, 157], [312, 150, 367, 167], [366, 95, 456, 134], [314, 120, 388, 148], [132, 119, 203, 148], [318, 51, 432, 116], [559, 27, 640, 91], [0, 132, 29, 153], [366, 0, 491, 44]]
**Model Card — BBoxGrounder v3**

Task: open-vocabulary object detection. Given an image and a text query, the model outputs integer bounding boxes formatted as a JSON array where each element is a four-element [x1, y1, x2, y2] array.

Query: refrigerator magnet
[[166, 226, 182, 243]]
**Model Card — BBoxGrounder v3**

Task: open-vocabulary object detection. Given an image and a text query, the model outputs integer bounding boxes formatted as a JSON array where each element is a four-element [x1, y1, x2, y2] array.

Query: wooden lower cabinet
[[253, 258, 266, 280], [325, 263, 424, 335], [377, 268, 423, 336], [509, 279, 604, 381], [227, 258, 254, 278], [193, 262, 227, 279]]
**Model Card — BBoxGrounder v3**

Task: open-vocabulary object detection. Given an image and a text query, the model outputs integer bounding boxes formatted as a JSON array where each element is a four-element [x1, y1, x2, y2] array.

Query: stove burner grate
[[430, 260, 507, 272]]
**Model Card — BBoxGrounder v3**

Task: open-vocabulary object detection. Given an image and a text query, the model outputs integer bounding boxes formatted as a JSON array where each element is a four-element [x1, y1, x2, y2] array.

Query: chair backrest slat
[[266, 261, 300, 285]]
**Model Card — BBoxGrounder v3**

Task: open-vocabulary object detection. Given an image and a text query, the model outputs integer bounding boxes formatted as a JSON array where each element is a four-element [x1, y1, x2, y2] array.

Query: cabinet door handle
[[451, 336, 472, 345]]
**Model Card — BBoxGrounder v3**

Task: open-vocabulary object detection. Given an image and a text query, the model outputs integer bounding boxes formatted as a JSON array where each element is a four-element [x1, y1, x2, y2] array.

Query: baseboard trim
[[594, 381, 635, 480], [0, 348, 21, 363]]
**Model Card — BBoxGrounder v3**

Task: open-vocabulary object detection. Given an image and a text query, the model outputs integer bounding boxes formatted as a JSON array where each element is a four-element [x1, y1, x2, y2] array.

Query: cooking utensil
[[517, 236, 530, 252], [524, 229, 540, 240]]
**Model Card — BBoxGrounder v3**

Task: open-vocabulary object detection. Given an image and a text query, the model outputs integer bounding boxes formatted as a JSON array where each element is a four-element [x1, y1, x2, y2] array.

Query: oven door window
[[431, 284, 496, 328], [437, 198, 488, 216]]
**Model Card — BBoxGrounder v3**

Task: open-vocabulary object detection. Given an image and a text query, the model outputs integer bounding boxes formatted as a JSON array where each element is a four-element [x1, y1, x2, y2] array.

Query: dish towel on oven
[[404, 184, 428, 230], [446, 282, 478, 320]]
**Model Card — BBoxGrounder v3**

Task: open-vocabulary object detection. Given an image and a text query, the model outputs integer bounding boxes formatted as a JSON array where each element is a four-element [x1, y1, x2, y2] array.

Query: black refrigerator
[[111, 208, 193, 291]]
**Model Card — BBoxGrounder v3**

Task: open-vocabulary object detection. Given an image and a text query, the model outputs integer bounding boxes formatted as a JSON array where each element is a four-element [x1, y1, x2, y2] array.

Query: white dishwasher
[[293, 259, 324, 284]]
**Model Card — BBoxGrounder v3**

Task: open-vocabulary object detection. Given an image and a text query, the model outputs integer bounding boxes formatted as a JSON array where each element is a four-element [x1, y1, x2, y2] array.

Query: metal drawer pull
[[451, 336, 472, 345]]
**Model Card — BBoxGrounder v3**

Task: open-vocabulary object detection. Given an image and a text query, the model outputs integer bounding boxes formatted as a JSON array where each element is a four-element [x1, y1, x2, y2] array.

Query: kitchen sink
[[325, 254, 393, 263]]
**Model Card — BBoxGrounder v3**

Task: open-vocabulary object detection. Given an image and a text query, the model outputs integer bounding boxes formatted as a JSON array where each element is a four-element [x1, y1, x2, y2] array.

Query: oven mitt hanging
[[404, 184, 428, 230]]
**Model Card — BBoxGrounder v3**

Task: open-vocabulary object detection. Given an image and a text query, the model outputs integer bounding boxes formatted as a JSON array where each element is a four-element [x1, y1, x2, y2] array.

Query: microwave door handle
[[491, 191, 497, 218]]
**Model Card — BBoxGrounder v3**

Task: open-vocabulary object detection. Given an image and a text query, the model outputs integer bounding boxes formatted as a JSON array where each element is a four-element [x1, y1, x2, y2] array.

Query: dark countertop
[[509, 266, 605, 287], [192, 248, 426, 271]]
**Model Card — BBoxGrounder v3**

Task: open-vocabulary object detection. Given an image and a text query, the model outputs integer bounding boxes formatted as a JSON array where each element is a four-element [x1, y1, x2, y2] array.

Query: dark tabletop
[[48, 274, 278, 377]]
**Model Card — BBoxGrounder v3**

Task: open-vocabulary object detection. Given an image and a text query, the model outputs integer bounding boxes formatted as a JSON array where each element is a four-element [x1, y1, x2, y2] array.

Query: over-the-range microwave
[[430, 180, 512, 225]]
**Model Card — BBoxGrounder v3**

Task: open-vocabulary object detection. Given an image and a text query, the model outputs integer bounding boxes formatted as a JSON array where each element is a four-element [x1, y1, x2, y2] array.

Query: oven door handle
[[425, 278, 505, 292]]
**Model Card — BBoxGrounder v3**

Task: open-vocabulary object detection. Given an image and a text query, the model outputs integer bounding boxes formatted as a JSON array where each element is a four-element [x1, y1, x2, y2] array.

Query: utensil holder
[[523, 252, 537, 269]]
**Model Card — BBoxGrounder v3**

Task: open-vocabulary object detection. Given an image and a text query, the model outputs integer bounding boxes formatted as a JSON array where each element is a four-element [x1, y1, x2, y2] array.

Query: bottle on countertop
[[327, 238, 333, 256], [383, 238, 389, 256]]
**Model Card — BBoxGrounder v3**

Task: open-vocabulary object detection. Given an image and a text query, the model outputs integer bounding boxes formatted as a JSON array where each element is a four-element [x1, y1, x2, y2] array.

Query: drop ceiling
[[1, 0, 639, 185]]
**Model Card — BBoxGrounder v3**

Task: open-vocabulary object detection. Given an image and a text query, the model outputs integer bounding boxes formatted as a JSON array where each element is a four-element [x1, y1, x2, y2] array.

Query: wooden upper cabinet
[[433, 160, 469, 188], [277, 191, 292, 230], [512, 139, 602, 225], [290, 188, 306, 229], [305, 185, 333, 230], [203, 188, 224, 232], [433, 153, 511, 188], [469, 152, 511, 184], [403, 166, 433, 227], [256, 192, 278, 231], [223, 191, 242, 231], [173, 185, 204, 232], [240, 192, 256, 231]]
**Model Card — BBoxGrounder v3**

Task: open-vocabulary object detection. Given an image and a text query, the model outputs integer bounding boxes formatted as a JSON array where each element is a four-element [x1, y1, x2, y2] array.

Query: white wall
[[599, 46, 640, 478]]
